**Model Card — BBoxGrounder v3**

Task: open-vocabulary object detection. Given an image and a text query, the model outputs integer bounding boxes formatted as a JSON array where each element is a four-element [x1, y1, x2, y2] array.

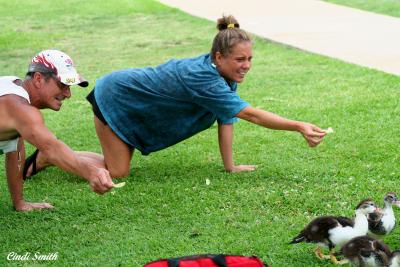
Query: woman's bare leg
[[93, 116, 134, 178]]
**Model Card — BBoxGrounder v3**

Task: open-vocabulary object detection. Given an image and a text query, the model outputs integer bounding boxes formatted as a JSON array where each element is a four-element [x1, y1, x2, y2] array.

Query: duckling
[[368, 192, 400, 236], [389, 250, 400, 267], [290, 199, 377, 264], [341, 235, 392, 267]]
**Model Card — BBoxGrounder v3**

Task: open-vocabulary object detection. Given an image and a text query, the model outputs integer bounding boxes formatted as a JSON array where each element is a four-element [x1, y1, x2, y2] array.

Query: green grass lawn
[[324, 0, 400, 18], [1, 0, 400, 266]]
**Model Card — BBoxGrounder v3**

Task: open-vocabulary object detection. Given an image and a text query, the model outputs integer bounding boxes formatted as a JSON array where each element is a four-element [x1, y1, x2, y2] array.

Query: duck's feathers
[[390, 250, 400, 267], [342, 236, 391, 267], [368, 209, 396, 235], [290, 216, 351, 245], [336, 216, 354, 227], [368, 210, 385, 234], [369, 211, 383, 223], [369, 221, 387, 235]]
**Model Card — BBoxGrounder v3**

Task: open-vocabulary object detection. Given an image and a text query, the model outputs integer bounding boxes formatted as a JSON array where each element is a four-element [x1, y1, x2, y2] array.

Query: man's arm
[[236, 106, 326, 147], [218, 123, 256, 173], [6, 138, 53, 211], [6, 95, 114, 194]]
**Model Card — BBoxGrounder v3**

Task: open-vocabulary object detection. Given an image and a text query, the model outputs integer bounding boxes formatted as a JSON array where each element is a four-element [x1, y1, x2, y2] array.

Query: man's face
[[214, 41, 253, 83], [39, 74, 71, 111]]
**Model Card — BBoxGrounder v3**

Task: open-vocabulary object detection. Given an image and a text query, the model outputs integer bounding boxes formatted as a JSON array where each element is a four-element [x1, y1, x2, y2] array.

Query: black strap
[[167, 254, 227, 267], [167, 259, 179, 267], [212, 254, 227, 267]]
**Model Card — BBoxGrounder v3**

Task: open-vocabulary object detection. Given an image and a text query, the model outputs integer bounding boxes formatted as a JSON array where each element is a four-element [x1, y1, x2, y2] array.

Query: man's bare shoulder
[[0, 95, 41, 139], [0, 93, 34, 116]]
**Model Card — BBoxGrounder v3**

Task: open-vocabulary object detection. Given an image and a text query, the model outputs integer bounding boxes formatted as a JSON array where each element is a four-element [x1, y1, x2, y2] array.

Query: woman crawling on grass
[[24, 15, 327, 179]]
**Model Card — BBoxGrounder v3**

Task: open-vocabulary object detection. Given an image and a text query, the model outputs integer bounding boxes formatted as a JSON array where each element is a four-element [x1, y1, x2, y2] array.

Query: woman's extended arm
[[236, 106, 326, 147]]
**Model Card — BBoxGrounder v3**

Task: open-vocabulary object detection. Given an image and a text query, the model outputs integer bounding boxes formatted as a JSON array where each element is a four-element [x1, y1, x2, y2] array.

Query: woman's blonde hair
[[211, 15, 251, 60]]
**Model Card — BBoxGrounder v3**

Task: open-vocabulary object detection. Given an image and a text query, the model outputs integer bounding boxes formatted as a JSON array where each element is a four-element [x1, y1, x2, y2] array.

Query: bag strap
[[211, 254, 227, 267], [167, 254, 227, 267], [167, 259, 179, 267]]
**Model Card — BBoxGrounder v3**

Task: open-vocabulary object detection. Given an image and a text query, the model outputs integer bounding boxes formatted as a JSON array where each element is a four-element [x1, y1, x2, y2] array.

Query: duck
[[389, 250, 400, 267], [290, 199, 377, 264], [368, 192, 400, 237], [341, 235, 392, 267]]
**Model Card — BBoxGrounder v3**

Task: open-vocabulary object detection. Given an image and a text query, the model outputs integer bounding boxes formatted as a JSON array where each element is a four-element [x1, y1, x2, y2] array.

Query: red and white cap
[[28, 50, 88, 87]]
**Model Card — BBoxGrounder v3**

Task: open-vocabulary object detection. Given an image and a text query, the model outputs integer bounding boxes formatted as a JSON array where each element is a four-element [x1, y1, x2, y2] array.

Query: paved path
[[158, 0, 400, 76]]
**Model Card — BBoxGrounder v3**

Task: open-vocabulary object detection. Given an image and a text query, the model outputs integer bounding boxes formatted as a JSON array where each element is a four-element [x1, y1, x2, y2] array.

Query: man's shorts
[[0, 138, 18, 155]]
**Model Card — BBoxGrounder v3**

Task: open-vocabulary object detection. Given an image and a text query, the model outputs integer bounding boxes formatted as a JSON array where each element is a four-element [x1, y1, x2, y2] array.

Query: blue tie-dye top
[[95, 53, 249, 155]]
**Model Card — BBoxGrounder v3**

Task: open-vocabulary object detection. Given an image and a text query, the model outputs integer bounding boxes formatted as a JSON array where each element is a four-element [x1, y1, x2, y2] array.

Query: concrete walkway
[[158, 0, 400, 76]]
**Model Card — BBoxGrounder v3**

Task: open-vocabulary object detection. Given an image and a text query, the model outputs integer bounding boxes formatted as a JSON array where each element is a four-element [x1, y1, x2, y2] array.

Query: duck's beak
[[394, 201, 400, 207]]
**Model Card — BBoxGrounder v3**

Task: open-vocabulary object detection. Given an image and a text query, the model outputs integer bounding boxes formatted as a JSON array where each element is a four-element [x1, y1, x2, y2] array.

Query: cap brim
[[77, 80, 89, 88], [60, 74, 89, 88]]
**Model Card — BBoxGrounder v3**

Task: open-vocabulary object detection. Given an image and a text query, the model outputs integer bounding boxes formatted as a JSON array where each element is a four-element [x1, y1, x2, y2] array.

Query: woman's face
[[214, 41, 252, 83]]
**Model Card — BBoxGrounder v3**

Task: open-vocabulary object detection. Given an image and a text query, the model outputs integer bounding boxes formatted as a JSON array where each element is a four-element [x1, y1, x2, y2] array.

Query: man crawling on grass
[[0, 49, 114, 211]]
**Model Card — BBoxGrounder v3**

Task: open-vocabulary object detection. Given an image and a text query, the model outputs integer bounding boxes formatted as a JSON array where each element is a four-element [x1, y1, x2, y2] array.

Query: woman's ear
[[214, 52, 222, 67]]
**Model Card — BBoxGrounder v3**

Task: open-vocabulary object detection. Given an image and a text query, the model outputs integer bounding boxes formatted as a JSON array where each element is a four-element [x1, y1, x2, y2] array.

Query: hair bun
[[217, 15, 240, 31]]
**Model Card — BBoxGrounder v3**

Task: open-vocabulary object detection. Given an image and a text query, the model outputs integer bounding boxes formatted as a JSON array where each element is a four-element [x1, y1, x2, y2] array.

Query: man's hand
[[298, 123, 327, 147], [14, 201, 54, 212], [88, 167, 115, 194]]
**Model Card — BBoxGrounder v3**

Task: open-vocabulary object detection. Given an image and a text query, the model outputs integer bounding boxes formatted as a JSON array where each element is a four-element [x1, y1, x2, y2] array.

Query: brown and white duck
[[389, 250, 400, 267], [290, 199, 377, 264], [341, 235, 392, 267], [368, 192, 400, 237]]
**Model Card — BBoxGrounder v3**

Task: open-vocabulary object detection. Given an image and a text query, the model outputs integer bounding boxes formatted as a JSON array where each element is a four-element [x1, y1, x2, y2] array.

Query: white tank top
[[0, 76, 30, 154], [0, 76, 30, 103]]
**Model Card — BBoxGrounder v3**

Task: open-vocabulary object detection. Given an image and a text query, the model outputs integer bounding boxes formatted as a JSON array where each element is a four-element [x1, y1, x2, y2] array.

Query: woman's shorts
[[86, 89, 108, 125]]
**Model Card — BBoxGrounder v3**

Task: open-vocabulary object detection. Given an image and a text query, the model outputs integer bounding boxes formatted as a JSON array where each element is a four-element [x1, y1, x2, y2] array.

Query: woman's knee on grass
[[107, 164, 130, 178]]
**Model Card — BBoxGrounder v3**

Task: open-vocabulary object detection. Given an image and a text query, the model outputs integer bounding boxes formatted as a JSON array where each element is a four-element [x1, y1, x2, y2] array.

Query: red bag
[[144, 254, 269, 267]]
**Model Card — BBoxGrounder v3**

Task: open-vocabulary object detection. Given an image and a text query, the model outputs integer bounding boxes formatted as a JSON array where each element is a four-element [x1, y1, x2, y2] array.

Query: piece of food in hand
[[324, 127, 334, 134], [114, 182, 126, 188]]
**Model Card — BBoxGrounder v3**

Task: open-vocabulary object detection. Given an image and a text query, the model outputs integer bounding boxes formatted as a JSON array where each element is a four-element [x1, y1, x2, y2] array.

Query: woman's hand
[[14, 201, 54, 212], [226, 164, 257, 173], [298, 122, 327, 147]]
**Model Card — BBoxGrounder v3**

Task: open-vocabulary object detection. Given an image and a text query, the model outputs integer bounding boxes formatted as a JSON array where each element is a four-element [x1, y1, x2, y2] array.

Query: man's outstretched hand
[[88, 167, 115, 194]]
